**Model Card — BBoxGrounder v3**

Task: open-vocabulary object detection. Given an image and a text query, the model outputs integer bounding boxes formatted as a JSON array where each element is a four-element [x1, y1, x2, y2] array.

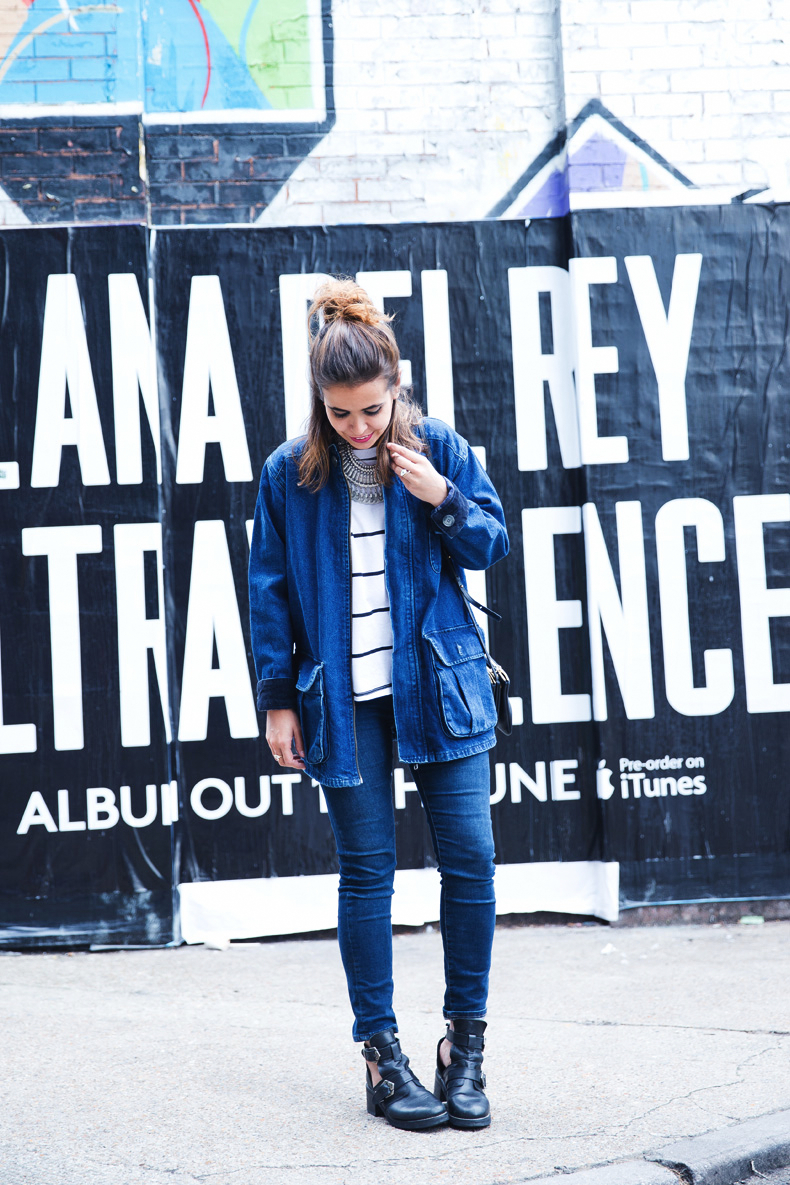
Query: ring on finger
[[399, 467, 408, 477]]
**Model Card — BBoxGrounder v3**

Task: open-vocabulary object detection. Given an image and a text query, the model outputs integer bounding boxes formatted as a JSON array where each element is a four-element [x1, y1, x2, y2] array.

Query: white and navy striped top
[[349, 446, 393, 701]]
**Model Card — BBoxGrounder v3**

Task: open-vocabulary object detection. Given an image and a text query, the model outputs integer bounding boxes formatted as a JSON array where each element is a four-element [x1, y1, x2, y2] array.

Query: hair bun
[[311, 278, 390, 328]]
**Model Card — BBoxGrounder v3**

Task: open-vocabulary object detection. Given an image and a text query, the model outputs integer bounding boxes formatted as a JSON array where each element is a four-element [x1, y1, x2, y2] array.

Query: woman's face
[[322, 375, 398, 447]]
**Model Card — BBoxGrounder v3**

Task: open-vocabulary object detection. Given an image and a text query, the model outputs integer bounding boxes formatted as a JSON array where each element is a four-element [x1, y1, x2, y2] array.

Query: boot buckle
[[362, 1046, 380, 1063]]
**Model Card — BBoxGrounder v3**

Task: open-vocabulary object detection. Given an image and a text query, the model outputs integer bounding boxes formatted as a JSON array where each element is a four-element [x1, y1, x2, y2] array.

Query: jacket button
[[442, 514, 454, 527], [332, 457, 338, 466]]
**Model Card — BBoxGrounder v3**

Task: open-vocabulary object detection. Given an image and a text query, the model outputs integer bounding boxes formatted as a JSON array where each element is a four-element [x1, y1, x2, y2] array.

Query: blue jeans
[[322, 695, 496, 1042]]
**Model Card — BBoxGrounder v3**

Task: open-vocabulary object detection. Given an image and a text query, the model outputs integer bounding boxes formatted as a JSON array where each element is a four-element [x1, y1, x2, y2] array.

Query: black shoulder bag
[[444, 554, 512, 736]]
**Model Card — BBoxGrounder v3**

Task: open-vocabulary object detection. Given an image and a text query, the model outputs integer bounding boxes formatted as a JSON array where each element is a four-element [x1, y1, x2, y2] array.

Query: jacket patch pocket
[[295, 658, 328, 765], [424, 625, 497, 739]]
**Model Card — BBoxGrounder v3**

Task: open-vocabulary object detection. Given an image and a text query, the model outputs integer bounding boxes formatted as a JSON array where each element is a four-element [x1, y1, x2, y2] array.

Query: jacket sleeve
[[428, 434, 509, 571], [248, 458, 297, 712]]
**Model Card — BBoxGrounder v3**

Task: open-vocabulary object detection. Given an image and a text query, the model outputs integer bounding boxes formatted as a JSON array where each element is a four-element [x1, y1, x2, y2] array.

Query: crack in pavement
[[3, 992, 787, 1038], [184, 1132, 609, 1180], [492, 1015, 790, 1038], [38, 1130, 611, 1185], [601, 1038, 787, 1136], [5, 1035, 789, 1182]]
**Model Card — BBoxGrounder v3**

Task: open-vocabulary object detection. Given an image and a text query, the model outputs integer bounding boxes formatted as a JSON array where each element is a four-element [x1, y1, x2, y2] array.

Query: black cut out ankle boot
[[363, 1028, 448, 1131], [433, 1019, 491, 1129]]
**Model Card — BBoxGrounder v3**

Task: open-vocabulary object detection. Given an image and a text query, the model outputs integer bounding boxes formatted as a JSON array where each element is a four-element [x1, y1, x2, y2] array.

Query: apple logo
[[596, 759, 615, 800]]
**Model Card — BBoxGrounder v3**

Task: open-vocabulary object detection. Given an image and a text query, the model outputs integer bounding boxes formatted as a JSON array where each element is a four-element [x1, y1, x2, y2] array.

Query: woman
[[249, 278, 509, 1132]]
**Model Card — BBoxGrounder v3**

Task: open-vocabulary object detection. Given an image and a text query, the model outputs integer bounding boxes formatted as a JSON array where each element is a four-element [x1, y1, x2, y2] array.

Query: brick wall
[[0, 118, 144, 224], [258, 0, 566, 226], [0, 115, 335, 228], [0, 0, 334, 225], [561, 0, 790, 195], [145, 127, 330, 226], [1, 0, 789, 224]]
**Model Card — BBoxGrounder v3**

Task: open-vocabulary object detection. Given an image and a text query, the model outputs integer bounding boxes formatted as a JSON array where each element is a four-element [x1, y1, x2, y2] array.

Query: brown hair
[[297, 277, 426, 491]]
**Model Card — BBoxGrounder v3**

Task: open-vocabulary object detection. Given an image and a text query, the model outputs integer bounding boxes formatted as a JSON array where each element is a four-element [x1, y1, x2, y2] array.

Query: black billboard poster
[[0, 226, 175, 945], [572, 209, 790, 904], [2, 207, 790, 947]]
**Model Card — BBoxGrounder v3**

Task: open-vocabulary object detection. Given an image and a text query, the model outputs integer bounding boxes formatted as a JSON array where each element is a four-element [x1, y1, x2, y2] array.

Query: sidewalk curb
[[525, 1110, 790, 1185], [647, 1109, 790, 1185]]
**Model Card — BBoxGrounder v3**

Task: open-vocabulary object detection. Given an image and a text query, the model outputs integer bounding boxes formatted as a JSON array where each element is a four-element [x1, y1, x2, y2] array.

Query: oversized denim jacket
[[248, 417, 509, 787]]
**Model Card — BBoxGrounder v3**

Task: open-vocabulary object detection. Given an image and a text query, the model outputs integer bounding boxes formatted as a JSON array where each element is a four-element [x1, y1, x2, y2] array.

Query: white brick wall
[[258, 0, 565, 226], [561, 0, 790, 196], [260, 0, 790, 226]]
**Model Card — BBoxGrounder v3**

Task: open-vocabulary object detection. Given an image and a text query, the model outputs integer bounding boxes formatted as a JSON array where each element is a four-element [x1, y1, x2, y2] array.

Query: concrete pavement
[[2, 919, 790, 1185]]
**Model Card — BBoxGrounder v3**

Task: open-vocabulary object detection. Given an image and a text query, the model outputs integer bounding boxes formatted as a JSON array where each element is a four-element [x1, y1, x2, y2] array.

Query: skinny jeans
[[321, 694, 496, 1042]]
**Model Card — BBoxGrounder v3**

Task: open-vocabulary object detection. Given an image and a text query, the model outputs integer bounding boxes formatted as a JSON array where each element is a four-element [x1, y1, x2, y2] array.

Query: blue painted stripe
[[239, 0, 262, 66]]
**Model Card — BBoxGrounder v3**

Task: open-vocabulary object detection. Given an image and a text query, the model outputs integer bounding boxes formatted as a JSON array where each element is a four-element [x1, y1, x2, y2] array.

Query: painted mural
[[143, 0, 325, 120], [0, 0, 325, 119], [490, 101, 697, 221]]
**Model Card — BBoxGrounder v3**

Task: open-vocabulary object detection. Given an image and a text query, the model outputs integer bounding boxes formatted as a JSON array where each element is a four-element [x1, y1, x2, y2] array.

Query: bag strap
[[441, 548, 501, 668], [441, 548, 502, 621]]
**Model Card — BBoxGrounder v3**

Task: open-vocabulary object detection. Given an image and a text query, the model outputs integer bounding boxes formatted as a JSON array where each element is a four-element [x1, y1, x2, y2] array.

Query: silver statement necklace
[[338, 441, 383, 504]]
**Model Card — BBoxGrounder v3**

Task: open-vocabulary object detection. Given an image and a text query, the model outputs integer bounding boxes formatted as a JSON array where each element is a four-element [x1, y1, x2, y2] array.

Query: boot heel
[[362, 1029, 448, 1130], [433, 1071, 446, 1101]]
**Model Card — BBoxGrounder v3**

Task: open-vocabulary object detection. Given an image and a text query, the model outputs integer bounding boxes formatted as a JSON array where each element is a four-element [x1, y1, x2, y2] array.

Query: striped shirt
[[348, 447, 393, 701]]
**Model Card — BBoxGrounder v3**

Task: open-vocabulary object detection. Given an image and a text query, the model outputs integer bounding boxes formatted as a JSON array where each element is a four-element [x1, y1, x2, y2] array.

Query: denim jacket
[[248, 417, 509, 787]]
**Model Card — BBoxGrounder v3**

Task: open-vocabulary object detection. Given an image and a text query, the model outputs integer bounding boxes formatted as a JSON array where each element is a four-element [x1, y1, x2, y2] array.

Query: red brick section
[[0, 119, 328, 225], [145, 126, 325, 225], [0, 118, 146, 223]]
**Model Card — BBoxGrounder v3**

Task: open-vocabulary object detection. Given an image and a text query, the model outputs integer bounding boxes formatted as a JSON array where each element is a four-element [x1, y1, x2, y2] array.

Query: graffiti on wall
[[491, 100, 771, 221], [0, 0, 326, 120], [143, 0, 326, 121], [490, 101, 697, 220], [0, 0, 334, 226]]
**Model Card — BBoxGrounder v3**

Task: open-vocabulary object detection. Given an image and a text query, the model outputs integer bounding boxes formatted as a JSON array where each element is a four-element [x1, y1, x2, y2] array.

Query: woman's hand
[[387, 443, 449, 507], [266, 709, 306, 769]]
